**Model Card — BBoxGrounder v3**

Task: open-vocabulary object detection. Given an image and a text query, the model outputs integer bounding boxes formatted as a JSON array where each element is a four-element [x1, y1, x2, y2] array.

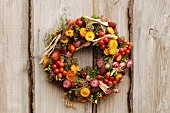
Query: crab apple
[[125, 49, 130, 55], [117, 37, 125, 43], [108, 21, 116, 29], [80, 70, 87, 78], [119, 48, 124, 54], [52, 64, 57, 69], [105, 73, 110, 79], [115, 76, 120, 82], [91, 87, 101, 94], [114, 53, 123, 62], [103, 37, 109, 43], [127, 45, 132, 51], [126, 41, 130, 46], [59, 68, 64, 73], [54, 68, 59, 74], [99, 68, 107, 75], [57, 73, 62, 78], [68, 44, 76, 53], [98, 31, 105, 37], [96, 74, 102, 80], [112, 80, 118, 85], [107, 81, 113, 86], [100, 45, 106, 50], [56, 61, 61, 66], [51, 50, 60, 61], [109, 76, 114, 81], [63, 79, 72, 89], [71, 82, 76, 88], [103, 79, 109, 84], [98, 40, 105, 46], [62, 71, 67, 76], [90, 79, 100, 88], [76, 19, 83, 27], [59, 62, 64, 68]]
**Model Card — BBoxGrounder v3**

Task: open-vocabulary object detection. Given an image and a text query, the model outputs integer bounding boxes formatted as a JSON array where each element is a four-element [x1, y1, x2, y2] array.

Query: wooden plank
[[0, 0, 29, 113], [133, 0, 170, 112], [33, 0, 93, 113], [95, 0, 130, 113]]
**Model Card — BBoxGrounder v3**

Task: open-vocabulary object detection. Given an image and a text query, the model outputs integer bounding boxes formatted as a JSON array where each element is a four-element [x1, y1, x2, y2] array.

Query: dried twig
[[83, 16, 108, 26]]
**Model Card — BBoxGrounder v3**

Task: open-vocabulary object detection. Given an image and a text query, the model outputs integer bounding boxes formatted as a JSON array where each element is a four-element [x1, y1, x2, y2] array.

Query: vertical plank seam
[[28, 0, 34, 113], [127, 0, 134, 113]]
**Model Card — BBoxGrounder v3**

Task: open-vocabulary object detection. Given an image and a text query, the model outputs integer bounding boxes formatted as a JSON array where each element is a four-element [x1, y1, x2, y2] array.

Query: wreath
[[40, 16, 133, 107]]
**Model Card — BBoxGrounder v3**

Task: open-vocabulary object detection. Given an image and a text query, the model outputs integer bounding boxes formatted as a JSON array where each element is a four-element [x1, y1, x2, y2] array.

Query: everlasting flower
[[107, 27, 115, 34], [96, 58, 105, 68], [85, 31, 95, 41], [71, 65, 80, 73], [60, 36, 69, 43], [80, 87, 91, 97], [66, 70, 78, 81], [43, 55, 49, 66], [108, 39, 118, 48], [104, 48, 109, 55], [79, 28, 87, 37], [65, 30, 74, 37], [109, 48, 117, 55]]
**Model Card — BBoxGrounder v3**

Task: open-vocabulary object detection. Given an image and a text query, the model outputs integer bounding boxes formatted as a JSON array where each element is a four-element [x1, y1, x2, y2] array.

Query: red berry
[[119, 48, 124, 53], [52, 64, 57, 69], [103, 79, 109, 84], [59, 68, 64, 73], [124, 47, 127, 51], [62, 71, 67, 76], [98, 31, 105, 37], [56, 61, 61, 66], [98, 40, 105, 46], [112, 81, 118, 85], [54, 68, 59, 74], [76, 20, 83, 27], [126, 41, 130, 46], [125, 49, 130, 54], [96, 75, 102, 80], [59, 62, 64, 68], [105, 73, 110, 79], [57, 73, 62, 78], [127, 45, 132, 51], [109, 77, 114, 81], [103, 38, 109, 43], [107, 81, 113, 86], [100, 45, 106, 50]]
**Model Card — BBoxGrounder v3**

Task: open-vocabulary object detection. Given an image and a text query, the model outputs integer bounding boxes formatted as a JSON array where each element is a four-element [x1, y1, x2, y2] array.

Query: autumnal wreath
[[40, 16, 133, 107]]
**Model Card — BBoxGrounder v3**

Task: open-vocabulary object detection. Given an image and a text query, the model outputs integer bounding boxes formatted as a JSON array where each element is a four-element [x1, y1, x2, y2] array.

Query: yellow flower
[[109, 48, 117, 55], [108, 39, 118, 48], [104, 48, 109, 55], [85, 31, 95, 41], [65, 30, 74, 37], [107, 27, 114, 34], [79, 28, 87, 37], [71, 65, 80, 73], [43, 55, 49, 66], [60, 36, 69, 43], [80, 88, 91, 98]]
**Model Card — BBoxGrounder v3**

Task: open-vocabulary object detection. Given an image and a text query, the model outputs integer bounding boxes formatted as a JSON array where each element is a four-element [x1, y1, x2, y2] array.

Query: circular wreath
[[40, 16, 133, 107]]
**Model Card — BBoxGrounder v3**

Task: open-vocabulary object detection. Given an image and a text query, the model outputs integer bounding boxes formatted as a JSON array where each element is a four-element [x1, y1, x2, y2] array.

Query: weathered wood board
[[133, 0, 170, 112], [0, 0, 29, 113], [95, 0, 130, 113], [33, 0, 93, 113]]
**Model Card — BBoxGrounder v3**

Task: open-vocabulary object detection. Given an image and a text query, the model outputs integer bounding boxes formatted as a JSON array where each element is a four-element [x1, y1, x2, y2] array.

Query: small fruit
[[54, 68, 59, 74], [114, 53, 123, 62], [56, 61, 61, 66], [98, 40, 105, 46], [108, 22, 116, 29], [117, 37, 125, 43], [103, 79, 109, 84], [103, 38, 109, 43], [80, 70, 87, 78], [91, 87, 101, 94], [57, 73, 62, 78], [62, 71, 67, 76], [109, 76, 114, 81], [100, 45, 106, 50], [112, 80, 118, 85], [71, 82, 76, 88], [125, 49, 130, 54], [105, 73, 110, 79], [99, 68, 107, 75], [126, 41, 130, 46], [59, 62, 64, 68], [107, 81, 113, 86], [127, 45, 132, 51], [63, 79, 71, 88], [51, 50, 60, 61], [59, 68, 64, 73], [98, 31, 105, 37], [119, 48, 124, 54], [68, 44, 76, 53], [115, 76, 120, 81], [76, 20, 83, 26], [96, 74, 102, 80], [52, 64, 57, 69]]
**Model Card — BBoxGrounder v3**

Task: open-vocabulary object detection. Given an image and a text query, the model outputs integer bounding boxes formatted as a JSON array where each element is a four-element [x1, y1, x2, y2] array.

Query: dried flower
[[85, 31, 95, 41], [80, 87, 91, 97], [108, 39, 118, 48], [96, 58, 105, 68], [71, 65, 80, 73], [65, 30, 74, 37], [79, 28, 87, 37], [66, 70, 78, 81], [60, 36, 69, 43]]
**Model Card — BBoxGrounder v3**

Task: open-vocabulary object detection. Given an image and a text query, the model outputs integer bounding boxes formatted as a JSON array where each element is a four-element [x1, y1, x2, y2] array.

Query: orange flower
[[80, 88, 91, 98], [85, 31, 95, 41], [60, 36, 69, 43], [104, 48, 109, 55], [71, 65, 80, 73], [65, 30, 74, 37], [66, 70, 78, 81], [107, 27, 114, 34], [79, 28, 87, 37]]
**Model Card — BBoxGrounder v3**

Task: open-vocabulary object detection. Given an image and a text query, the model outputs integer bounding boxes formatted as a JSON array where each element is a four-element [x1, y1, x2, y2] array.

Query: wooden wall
[[0, 0, 170, 113]]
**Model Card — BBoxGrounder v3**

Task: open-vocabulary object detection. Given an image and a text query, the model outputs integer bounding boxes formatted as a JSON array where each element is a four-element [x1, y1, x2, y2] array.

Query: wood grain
[[95, 0, 130, 113], [0, 0, 29, 113], [133, 0, 170, 112], [33, 0, 93, 113]]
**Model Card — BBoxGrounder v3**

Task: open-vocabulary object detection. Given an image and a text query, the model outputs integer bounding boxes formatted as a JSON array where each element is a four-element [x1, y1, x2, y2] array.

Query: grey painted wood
[[33, 0, 93, 113], [133, 0, 170, 112], [0, 0, 29, 113], [95, 0, 130, 113]]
